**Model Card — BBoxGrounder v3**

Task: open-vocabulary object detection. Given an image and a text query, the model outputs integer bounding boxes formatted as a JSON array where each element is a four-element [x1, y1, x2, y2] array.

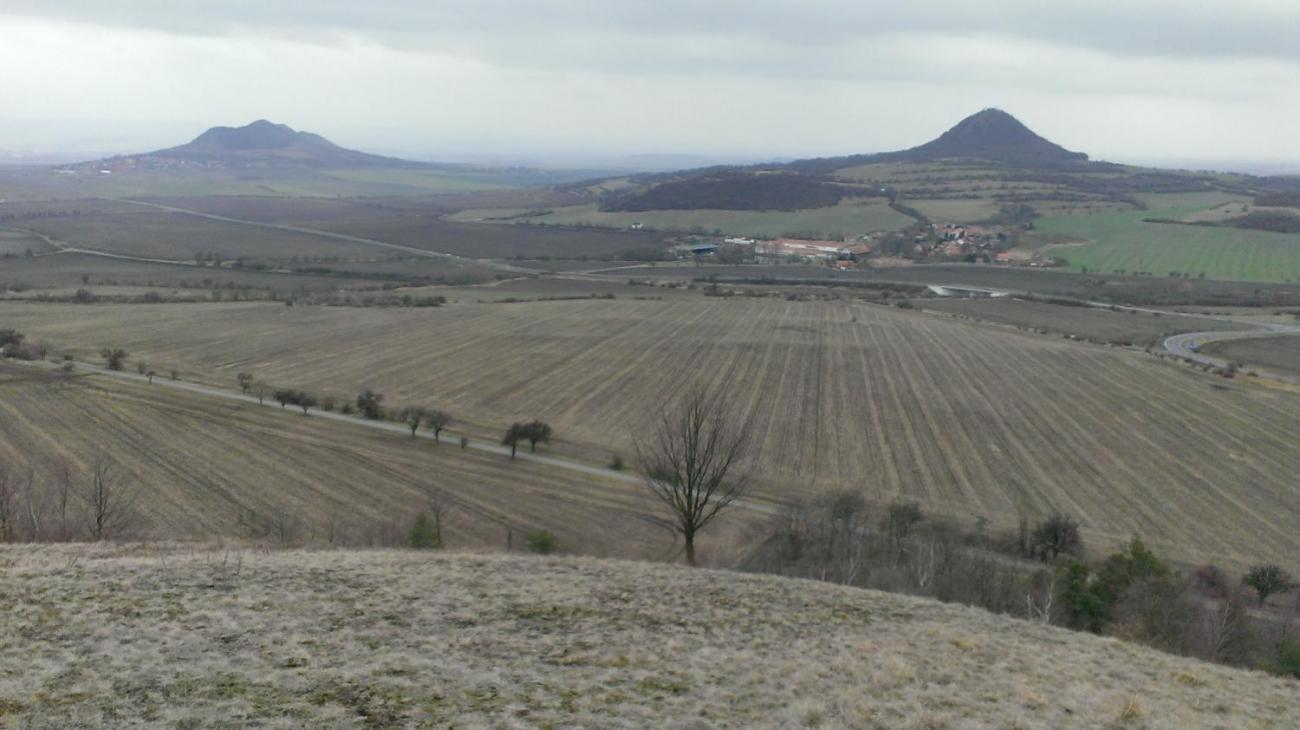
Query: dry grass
[[0, 544, 1295, 728], [3, 298, 1299, 571]]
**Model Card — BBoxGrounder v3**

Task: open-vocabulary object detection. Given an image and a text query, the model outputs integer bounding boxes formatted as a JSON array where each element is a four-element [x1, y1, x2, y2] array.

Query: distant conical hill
[[885, 108, 1088, 165], [147, 120, 406, 167]]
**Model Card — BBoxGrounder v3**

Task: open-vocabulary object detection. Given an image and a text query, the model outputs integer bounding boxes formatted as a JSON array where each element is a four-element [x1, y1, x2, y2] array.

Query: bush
[[1275, 639, 1300, 679], [1031, 513, 1081, 561], [1243, 564, 1292, 605], [609, 454, 625, 471], [526, 530, 558, 555], [356, 389, 384, 420], [407, 513, 442, 550], [100, 347, 128, 371]]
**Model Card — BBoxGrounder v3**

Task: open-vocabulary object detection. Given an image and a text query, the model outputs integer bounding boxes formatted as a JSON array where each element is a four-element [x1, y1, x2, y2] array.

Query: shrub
[[526, 530, 558, 555], [356, 389, 384, 420], [407, 513, 442, 550], [100, 347, 128, 371], [609, 454, 625, 471], [1243, 564, 1292, 605], [1031, 513, 1081, 561], [1275, 639, 1300, 679]]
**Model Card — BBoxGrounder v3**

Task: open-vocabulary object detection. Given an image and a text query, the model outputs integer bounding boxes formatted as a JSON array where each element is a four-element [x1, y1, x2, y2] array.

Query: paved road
[[1163, 326, 1300, 383], [41, 359, 784, 517]]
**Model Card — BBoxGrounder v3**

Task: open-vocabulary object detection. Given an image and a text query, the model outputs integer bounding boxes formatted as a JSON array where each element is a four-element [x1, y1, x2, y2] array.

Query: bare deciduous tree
[[250, 381, 271, 405], [636, 381, 752, 566], [81, 452, 136, 541], [426, 410, 451, 443], [0, 462, 17, 542], [1032, 513, 1082, 561], [399, 406, 428, 437]]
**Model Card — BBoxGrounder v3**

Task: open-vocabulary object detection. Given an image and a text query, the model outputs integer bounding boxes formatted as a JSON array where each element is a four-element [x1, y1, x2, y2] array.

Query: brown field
[[919, 297, 1247, 346], [4, 298, 1299, 571], [3, 544, 1296, 728], [0, 252, 388, 293], [632, 263, 1300, 306], [0, 363, 699, 558], [1203, 334, 1300, 378], [116, 196, 675, 260], [302, 216, 672, 259], [16, 211, 384, 263], [424, 275, 697, 303]]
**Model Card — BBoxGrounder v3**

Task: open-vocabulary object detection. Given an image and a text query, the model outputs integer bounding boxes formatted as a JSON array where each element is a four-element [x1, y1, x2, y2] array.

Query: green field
[[1037, 207, 1300, 282], [450, 198, 915, 238]]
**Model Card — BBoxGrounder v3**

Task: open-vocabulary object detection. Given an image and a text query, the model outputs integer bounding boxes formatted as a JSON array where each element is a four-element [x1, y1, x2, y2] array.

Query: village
[[666, 221, 1058, 269]]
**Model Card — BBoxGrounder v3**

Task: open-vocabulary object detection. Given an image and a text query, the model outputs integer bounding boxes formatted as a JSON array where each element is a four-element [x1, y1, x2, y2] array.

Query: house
[[723, 236, 756, 246], [995, 252, 1013, 263]]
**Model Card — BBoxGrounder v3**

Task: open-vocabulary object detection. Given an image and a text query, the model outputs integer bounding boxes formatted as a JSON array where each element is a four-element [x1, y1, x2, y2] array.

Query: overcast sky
[[3, 1, 1300, 168]]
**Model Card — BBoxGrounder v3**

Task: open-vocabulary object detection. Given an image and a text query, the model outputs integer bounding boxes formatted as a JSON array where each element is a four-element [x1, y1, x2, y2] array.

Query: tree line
[[742, 492, 1300, 680], [0, 451, 137, 543]]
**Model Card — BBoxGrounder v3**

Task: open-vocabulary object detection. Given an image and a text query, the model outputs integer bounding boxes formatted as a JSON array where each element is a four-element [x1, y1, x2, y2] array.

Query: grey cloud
[[6, 0, 1300, 66]]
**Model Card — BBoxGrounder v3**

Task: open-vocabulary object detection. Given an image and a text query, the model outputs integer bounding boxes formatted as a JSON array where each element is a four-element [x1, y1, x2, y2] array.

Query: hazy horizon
[[4, 1, 1300, 173]]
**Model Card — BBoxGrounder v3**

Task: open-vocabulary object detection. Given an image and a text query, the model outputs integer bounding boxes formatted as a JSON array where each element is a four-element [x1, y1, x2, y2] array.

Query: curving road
[[1163, 325, 1300, 383]]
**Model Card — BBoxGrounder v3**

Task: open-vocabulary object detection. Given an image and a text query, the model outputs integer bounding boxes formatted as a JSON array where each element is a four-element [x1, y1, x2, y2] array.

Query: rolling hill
[[2, 544, 1296, 727]]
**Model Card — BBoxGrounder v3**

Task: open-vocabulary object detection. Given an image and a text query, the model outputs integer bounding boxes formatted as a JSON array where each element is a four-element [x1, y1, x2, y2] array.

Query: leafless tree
[[1200, 588, 1252, 664], [49, 457, 75, 540], [425, 410, 452, 443], [1026, 572, 1057, 624], [399, 406, 428, 437], [81, 452, 136, 540], [0, 462, 17, 542], [250, 381, 271, 405], [636, 381, 752, 566]]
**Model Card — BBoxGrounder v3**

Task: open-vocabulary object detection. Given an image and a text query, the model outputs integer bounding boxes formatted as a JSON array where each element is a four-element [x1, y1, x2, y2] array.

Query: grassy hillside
[[5, 299, 1299, 571], [1036, 208, 1300, 283], [1, 545, 1295, 727], [0, 363, 691, 556]]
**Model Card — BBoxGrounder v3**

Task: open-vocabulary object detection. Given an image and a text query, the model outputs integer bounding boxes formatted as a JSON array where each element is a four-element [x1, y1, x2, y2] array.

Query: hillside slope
[[1, 545, 1294, 728]]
